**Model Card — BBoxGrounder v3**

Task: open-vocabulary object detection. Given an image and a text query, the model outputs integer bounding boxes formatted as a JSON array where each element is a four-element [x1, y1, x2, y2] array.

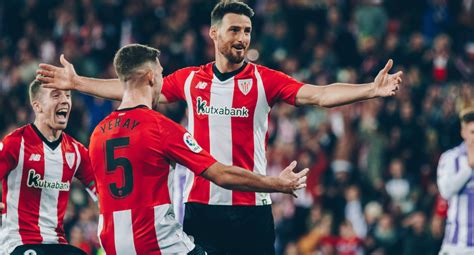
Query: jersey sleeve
[[436, 150, 472, 200], [161, 67, 195, 103], [0, 134, 21, 180], [259, 66, 304, 106], [74, 143, 98, 201], [162, 123, 217, 175]]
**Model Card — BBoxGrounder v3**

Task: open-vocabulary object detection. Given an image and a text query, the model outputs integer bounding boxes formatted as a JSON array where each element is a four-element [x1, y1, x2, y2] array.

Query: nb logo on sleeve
[[29, 154, 41, 161]]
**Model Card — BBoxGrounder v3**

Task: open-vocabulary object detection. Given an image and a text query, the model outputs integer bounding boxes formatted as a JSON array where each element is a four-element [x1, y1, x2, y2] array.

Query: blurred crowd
[[1, 0, 473, 254]]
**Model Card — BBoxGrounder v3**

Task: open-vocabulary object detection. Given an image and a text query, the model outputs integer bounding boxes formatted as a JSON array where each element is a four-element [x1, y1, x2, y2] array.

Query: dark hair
[[113, 44, 160, 81], [29, 79, 43, 104], [462, 111, 474, 124], [211, 0, 254, 26]]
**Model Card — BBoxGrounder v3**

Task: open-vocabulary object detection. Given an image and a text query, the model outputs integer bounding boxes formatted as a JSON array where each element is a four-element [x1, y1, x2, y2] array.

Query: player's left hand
[[372, 59, 403, 97], [0, 202, 4, 211], [278, 161, 309, 197]]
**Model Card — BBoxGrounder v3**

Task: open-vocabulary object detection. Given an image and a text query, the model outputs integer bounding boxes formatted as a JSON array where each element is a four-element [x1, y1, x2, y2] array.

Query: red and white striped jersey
[[89, 106, 216, 254], [0, 124, 96, 254], [162, 62, 304, 206]]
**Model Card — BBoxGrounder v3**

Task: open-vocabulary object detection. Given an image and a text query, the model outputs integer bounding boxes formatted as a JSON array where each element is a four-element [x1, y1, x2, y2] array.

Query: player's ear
[[209, 25, 217, 41], [31, 100, 42, 113], [146, 70, 155, 87]]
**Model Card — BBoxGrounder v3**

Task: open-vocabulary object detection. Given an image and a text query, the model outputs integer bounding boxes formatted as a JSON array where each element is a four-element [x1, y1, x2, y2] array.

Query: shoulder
[[439, 144, 464, 163], [62, 133, 88, 151], [153, 112, 184, 131], [170, 65, 205, 77], [2, 125, 28, 144]]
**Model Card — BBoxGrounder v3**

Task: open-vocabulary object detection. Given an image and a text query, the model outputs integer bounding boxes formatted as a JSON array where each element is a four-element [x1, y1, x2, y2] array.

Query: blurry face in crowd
[[212, 13, 252, 64], [32, 88, 72, 130], [461, 120, 474, 147]]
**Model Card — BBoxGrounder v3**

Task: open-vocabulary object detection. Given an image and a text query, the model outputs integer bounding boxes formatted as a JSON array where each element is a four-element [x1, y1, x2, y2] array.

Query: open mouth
[[232, 45, 245, 51], [55, 109, 68, 121]]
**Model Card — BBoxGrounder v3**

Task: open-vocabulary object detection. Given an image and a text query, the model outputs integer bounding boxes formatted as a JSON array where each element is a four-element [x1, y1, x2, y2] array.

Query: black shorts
[[183, 203, 275, 255], [10, 244, 86, 255]]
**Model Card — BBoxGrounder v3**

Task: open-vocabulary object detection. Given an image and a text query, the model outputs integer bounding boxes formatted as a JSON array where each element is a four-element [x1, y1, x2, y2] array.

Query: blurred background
[[0, 0, 473, 254]]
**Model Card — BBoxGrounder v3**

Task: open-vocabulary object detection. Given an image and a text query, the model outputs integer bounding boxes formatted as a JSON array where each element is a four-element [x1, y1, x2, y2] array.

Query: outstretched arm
[[295, 59, 403, 107], [201, 161, 308, 197], [36, 54, 168, 103]]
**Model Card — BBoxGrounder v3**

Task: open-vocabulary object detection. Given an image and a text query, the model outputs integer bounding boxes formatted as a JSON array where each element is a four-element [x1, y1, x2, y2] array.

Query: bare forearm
[[297, 83, 376, 107], [203, 163, 285, 193], [74, 76, 124, 101], [219, 167, 283, 192]]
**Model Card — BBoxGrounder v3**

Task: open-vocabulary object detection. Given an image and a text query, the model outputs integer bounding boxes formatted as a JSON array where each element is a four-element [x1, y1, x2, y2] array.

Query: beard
[[219, 44, 246, 64]]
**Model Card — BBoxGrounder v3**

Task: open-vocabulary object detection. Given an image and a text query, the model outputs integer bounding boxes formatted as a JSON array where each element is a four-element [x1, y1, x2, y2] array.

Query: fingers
[[283, 161, 297, 172], [36, 75, 54, 84], [382, 59, 393, 74], [60, 54, 70, 67], [297, 176, 307, 186], [296, 168, 309, 178], [38, 63, 59, 72], [296, 183, 307, 189], [36, 69, 54, 78]]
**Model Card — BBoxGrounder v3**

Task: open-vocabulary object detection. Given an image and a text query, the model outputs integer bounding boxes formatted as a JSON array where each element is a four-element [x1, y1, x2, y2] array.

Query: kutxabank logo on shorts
[[27, 169, 70, 191], [196, 96, 249, 117], [183, 133, 202, 153]]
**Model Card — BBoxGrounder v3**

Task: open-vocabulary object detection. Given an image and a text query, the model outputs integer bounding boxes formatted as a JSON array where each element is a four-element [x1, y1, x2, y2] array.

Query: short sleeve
[[74, 143, 98, 200], [163, 123, 217, 175], [0, 134, 21, 180], [161, 67, 196, 103], [259, 66, 304, 106]]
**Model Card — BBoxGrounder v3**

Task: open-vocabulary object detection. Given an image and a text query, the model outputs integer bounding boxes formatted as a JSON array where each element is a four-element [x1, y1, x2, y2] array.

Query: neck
[[33, 119, 62, 142], [118, 83, 153, 110], [215, 51, 244, 73]]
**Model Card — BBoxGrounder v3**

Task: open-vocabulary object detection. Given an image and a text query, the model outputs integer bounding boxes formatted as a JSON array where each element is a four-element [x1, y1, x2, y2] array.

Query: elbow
[[213, 170, 233, 189]]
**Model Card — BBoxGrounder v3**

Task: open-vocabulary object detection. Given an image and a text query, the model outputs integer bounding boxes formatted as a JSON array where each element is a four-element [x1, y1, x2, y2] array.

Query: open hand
[[373, 59, 403, 97], [36, 54, 77, 90], [278, 161, 309, 197]]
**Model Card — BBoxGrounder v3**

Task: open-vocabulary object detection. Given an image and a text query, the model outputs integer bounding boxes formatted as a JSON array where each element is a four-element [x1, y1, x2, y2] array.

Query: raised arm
[[201, 161, 308, 197], [36, 54, 168, 103], [295, 59, 403, 107]]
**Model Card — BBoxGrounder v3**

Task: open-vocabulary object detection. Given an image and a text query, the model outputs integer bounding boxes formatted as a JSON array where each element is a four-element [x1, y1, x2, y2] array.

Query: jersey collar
[[213, 62, 248, 81], [31, 123, 62, 150]]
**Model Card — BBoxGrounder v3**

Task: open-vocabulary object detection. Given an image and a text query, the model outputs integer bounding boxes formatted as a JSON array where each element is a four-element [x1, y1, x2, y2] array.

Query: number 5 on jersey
[[106, 137, 133, 198]]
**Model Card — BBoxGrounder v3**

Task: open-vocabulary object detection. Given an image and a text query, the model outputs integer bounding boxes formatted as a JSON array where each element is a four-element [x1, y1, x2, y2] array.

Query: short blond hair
[[29, 79, 43, 104]]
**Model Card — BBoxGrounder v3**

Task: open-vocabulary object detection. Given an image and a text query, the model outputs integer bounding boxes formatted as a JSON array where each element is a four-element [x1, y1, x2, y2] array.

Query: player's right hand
[[278, 161, 309, 197], [36, 54, 78, 90], [0, 202, 4, 211]]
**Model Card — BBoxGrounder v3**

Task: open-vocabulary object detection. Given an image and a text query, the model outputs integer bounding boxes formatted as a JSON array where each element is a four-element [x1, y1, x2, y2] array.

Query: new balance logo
[[196, 97, 249, 117], [29, 154, 41, 161], [195, 81, 208, 89]]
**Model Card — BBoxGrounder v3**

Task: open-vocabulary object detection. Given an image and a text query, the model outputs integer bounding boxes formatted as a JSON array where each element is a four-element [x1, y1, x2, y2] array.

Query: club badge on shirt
[[0, 142, 3, 151], [66, 152, 75, 169], [183, 133, 202, 153], [238, 79, 253, 95]]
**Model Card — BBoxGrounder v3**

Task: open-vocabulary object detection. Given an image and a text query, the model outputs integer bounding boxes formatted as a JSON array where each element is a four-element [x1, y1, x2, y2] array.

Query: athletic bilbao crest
[[66, 152, 75, 169], [238, 79, 252, 95]]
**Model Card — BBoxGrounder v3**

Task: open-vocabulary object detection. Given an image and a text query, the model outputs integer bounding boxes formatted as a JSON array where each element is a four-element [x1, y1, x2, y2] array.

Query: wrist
[[368, 82, 378, 98], [71, 75, 81, 90]]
